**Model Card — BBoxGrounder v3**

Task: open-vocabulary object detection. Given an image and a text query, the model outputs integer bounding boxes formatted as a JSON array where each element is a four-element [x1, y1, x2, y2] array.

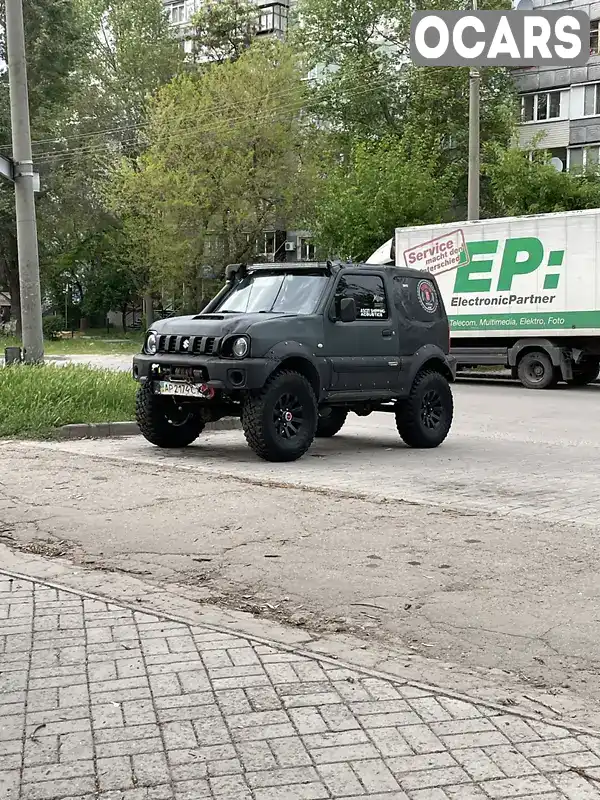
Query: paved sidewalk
[[3, 574, 600, 800]]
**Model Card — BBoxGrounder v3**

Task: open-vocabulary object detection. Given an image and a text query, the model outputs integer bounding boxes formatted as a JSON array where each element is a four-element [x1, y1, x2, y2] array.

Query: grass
[[0, 329, 143, 356], [0, 364, 137, 438]]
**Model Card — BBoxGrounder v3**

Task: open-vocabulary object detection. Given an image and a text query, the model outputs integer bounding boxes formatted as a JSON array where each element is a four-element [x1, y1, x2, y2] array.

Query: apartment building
[[163, 0, 291, 55], [513, 0, 600, 171]]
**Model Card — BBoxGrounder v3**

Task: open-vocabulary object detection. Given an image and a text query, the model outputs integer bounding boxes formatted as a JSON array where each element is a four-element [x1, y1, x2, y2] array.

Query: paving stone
[[253, 783, 329, 800], [367, 727, 413, 757], [269, 735, 312, 766], [246, 765, 319, 787], [289, 707, 328, 734], [304, 730, 370, 749], [319, 761, 365, 795], [237, 740, 278, 771], [132, 751, 171, 785], [481, 774, 557, 797], [485, 744, 540, 777], [207, 757, 243, 776], [4, 571, 600, 800], [97, 755, 135, 791], [351, 758, 402, 792], [20, 777, 97, 799]]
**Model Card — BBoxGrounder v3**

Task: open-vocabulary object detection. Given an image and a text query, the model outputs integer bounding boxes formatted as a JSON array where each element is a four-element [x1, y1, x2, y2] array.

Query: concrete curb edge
[[56, 418, 242, 440]]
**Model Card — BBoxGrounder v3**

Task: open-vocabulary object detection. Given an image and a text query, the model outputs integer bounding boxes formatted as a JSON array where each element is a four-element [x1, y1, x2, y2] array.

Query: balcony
[[256, 2, 288, 36]]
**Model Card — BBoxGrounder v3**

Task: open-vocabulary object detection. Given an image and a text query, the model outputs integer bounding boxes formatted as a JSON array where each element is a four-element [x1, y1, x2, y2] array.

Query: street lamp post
[[467, 0, 480, 221]]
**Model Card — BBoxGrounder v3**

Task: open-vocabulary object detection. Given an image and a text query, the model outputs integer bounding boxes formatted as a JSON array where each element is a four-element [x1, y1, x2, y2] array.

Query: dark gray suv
[[132, 261, 456, 462]]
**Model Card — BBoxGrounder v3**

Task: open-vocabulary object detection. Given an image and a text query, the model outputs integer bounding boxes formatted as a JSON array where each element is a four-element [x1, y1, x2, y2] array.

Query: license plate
[[156, 381, 203, 398]]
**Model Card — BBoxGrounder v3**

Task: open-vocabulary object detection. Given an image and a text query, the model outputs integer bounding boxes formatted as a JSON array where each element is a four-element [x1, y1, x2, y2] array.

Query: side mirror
[[339, 297, 357, 323]]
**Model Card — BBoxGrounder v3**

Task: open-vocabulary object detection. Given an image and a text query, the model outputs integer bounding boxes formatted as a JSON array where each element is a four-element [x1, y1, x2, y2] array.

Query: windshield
[[216, 272, 329, 315]]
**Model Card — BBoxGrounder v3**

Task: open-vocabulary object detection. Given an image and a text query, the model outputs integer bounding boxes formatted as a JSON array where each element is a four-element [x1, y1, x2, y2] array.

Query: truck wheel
[[242, 370, 318, 462], [395, 370, 453, 449], [136, 383, 205, 447], [316, 407, 347, 438], [517, 351, 558, 390], [567, 359, 600, 386]]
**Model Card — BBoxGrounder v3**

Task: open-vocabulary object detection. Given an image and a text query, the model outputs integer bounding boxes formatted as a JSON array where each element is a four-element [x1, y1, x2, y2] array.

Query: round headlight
[[145, 331, 158, 355], [232, 337, 249, 358]]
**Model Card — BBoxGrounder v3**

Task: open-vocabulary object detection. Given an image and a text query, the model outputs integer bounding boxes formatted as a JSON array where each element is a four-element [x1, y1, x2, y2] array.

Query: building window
[[583, 83, 600, 116], [167, 3, 185, 24], [592, 21, 599, 55], [521, 91, 561, 122], [299, 238, 316, 261], [527, 147, 567, 170], [256, 231, 276, 261], [257, 3, 288, 34], [568, 145, 600, 169]]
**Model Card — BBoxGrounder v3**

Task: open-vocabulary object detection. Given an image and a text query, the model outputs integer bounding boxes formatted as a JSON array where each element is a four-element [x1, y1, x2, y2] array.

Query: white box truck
[[367, 209, 600, 389]]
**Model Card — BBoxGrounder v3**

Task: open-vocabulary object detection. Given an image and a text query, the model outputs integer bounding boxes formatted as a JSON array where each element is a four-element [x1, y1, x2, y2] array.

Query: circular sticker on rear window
[[417, 279, 438, 313]]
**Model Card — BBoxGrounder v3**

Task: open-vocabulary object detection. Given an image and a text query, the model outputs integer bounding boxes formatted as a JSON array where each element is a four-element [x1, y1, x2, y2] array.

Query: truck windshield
[[216, 272, 329, 315]]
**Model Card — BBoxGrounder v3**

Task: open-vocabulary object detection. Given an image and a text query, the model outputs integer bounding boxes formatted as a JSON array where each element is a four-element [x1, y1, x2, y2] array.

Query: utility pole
[[467, 0, 480, 221], [6, 0, 44, 363]]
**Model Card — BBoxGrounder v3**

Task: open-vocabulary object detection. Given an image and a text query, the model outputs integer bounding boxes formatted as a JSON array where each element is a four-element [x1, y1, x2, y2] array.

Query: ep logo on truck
[[410, 10, 589, 67]]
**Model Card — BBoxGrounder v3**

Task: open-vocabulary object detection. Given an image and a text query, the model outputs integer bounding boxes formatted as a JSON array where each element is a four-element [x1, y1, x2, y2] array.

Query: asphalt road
[[2, 380, 600, 722]]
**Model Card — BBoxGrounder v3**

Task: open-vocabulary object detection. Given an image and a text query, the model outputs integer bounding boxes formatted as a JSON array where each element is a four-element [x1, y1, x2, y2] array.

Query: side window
[[334, 274, 388, 320]]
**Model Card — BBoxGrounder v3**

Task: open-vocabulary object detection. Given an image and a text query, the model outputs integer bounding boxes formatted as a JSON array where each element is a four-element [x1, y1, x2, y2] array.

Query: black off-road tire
[[517, 350, 558, 390], [395, 370, 453, 449], [315, 407, 348, 438], [136, 382, 205, 448], [242, 370, 318, 462], [567, 359, 600, 386]]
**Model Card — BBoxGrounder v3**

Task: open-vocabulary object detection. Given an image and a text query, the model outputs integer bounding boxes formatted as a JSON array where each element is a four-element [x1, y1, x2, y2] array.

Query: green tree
[[485, 146, 600, 217], [110, 41, 318, 309], [80, 228, 139, 330], [294, 0, 517, 220], [0, 0, 90, 331], [293, 0, 406, 138], [188, 0, 259, 64], [309, 135, 453, 260], [35, 0, 183, 325]]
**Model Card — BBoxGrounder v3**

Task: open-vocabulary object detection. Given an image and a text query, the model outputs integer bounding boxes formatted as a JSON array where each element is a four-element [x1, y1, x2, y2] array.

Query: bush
[[0, 364, 136, 438], [42, 315, 65, 340], [0, 319, 16, 335]]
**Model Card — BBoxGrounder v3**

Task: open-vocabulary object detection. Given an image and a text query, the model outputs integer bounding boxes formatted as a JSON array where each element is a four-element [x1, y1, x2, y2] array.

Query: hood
[[152, 312, 292, 337]]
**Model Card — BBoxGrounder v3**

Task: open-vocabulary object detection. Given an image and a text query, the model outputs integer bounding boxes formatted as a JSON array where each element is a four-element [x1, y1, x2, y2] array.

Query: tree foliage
[[293, 0, 521, 254], [34, 0, 183, 325], [309, 135, 453, 261], [188, 0, 259, 64], [109, 41, 317, 308], [0, 0, 90, 330], [484, 146, 600, 218]]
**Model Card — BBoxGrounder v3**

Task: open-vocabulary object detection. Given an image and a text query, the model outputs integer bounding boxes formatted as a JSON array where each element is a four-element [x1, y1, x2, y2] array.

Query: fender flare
[[408, 344, 455, 384], [508, 338, 571, 380], [262, 341, 328, 399]]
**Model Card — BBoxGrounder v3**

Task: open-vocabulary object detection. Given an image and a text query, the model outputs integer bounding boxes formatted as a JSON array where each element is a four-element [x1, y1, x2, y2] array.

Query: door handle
[[382, 329, 393, 338]]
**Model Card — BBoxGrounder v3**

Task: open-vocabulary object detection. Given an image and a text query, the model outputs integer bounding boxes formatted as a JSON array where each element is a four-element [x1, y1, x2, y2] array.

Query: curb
[[55, 418, 242, 440]]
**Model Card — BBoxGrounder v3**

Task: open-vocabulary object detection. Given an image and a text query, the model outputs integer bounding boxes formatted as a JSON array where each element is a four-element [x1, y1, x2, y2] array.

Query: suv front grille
[[157, 334, 218, 356]]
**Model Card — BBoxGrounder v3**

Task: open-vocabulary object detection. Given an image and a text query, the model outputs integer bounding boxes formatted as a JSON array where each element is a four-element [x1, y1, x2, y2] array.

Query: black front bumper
[[132, 353, 273, 392]]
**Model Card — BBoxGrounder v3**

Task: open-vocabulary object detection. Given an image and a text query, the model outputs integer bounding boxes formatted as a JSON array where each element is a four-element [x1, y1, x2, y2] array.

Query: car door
[[323, 270, 400, 392]]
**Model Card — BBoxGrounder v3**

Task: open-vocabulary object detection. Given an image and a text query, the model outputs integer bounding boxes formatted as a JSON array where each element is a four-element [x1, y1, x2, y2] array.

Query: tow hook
[[198, 383, 216, 399]]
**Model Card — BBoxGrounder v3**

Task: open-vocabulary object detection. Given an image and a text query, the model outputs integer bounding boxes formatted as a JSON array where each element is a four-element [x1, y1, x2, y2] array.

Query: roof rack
[[245, 261, 334, 271]]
